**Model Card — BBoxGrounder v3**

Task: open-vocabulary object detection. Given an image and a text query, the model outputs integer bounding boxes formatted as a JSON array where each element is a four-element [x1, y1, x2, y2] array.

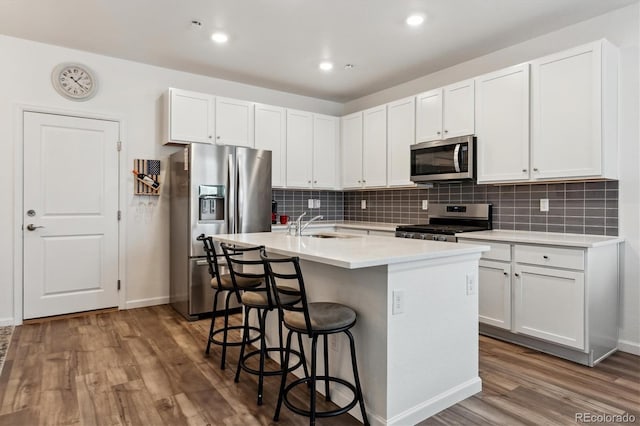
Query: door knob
[[26, 224, 44, 231]]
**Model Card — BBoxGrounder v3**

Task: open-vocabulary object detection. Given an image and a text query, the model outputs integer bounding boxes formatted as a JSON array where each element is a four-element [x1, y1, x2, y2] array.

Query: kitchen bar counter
[[212, 232, 488, 426], [271, 220, 400, 232]]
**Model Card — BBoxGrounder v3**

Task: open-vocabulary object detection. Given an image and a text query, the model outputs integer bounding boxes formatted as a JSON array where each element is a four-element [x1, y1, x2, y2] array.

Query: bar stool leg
[[323, 334, 330, 401], [297, 333, 310, 384], [257, 308, 269, 405], [274, 329, 294, 421], [220, 291, 234, 370], [205, 289, 222, 355], [235, 306, 252, 383], [346, 329, 369, 426], [310, 335, 319, 426]]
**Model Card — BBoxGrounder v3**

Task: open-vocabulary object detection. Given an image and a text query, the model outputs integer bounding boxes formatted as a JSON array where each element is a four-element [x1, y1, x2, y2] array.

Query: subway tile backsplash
[[275, 181, 618, 236], [273, 189, 344, 222]]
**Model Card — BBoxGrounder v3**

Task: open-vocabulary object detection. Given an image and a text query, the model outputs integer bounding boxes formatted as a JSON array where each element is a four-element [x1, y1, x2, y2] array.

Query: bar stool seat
[[242, 287, 300, 308], [284, 302, 356, 332]]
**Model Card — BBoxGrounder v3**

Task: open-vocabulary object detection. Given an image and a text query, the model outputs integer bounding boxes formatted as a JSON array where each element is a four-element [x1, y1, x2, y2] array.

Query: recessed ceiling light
[[211, 32, 229, 44], [191, 20, 203, 29], [406, 14, 425, 27], [319, 61, 334, 71], [344, 64, 355, 70]]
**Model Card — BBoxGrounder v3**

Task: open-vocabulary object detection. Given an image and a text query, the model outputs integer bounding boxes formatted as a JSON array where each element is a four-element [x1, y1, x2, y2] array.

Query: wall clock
[[51, 63, 98, 101]]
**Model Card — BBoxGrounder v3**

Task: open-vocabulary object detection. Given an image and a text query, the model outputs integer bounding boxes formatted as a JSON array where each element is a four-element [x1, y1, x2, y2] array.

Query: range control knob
[[438, 235, 448, 242]]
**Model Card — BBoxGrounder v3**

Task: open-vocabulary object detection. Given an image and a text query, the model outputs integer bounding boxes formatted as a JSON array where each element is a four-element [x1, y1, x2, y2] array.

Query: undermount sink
[[304, 233, 358, 239]]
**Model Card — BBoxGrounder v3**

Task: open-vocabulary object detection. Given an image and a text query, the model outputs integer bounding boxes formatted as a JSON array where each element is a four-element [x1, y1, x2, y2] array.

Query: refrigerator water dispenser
[[199, 185, 225, 221]]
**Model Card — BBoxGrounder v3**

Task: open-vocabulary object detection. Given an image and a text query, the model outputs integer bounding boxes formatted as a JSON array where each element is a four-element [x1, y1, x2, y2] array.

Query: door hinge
[[117, 141, 122, 151], [117, 279, 121, 290], [117, 210, 122, 221]]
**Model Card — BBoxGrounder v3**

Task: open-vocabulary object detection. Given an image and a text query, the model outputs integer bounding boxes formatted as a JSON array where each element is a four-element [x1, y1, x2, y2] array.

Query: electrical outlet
[[540, 198, 549, 212], [422, 200, 428, 210], [466, 274, 477, 295], [308, 199, 314, 208], [314, 199, 321, 208], [392, 290, 405, 315], [361, 200, 367, 209]]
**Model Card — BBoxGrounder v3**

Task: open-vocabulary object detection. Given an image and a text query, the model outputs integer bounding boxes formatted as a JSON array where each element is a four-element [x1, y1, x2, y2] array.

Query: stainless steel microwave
[[410, 135, 475, 183]]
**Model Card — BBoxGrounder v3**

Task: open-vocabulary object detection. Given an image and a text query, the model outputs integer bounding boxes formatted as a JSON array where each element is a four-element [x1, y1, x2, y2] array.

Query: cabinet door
[[341, 112, 364, 188], [215, 97, 254, 147], [167, 89, 214, 144], [531, 42, 602, 179], [387, 97, 416, 187], [254, 104, 286, 187], [313, 114, 339, 188], [286, 109, 313, 188], [443, 79, 475, 138], [362, 105, 387, 187], [478, 260, 512, 330], [415, 88, 443, 142], [476, 64, 530, 183], [514, 264, 585, 349]]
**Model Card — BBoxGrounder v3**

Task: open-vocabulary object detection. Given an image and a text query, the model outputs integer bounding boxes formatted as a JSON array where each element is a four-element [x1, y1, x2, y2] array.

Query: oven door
[[410, 136, 474, 182]]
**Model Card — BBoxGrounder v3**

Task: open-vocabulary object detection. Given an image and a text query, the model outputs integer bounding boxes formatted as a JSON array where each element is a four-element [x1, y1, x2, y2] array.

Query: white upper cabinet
[[341, 112, 364, 188], [215, 97, 254, 147], [531, 40, 618, 180], [286, 109, 313, 188], [387, 97, 416, 187], [254, 103, 286, 187], [416, 79, 475, 143], [415, 89, 442, 142], [476, 64, 530, 183], [164, 88, 215, 144], [362, 105, 388, 187], [313, 114, 340, 188]]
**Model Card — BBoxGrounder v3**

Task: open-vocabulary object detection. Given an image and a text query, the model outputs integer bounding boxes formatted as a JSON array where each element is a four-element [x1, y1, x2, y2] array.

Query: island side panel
[[385, 254, 482, 425]]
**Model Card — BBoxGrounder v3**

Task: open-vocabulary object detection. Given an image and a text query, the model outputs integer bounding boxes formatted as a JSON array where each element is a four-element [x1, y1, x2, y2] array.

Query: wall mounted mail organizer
[[133, 159, 161, 195]]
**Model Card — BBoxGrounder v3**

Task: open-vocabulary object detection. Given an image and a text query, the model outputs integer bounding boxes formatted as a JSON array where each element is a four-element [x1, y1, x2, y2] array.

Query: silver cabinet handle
[[313, 180, 317, 184], [543, 255, 549, 260], [444, 130, 448, 133], [26, 224, 44, 231], [437, 131, 441, 135], [357, 180, 361, 183], [533, 168, 539, 172], [522, 169, 527, 172], [514, 273, 520, 277], [208, 135, 212, 139], [503, 272, 508, 276], [308, 180, 311, 184]]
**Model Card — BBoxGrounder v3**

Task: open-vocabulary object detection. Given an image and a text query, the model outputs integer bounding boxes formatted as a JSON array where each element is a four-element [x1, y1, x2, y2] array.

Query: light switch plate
[[392, 290, 405, 315], [308, 199, 314, 208], [540, 198, 549, 212], [361, 200, 366, 209], [313, 199, 321, 208], [422, 200, 428, 210]]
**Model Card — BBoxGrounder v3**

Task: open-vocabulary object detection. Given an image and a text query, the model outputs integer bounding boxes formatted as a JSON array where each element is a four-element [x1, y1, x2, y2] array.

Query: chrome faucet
[[300, 215, 324, 236], [287, 212, 307, 236]]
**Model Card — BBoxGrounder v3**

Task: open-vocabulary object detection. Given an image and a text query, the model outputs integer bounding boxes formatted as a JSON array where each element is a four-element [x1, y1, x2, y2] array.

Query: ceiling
[[0, 0, 636, 102]]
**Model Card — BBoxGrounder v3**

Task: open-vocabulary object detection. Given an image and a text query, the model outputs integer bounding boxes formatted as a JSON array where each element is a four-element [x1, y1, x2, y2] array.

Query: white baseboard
[[0, 317, 15, 326], [618, 339, 640, 356], [125, 296, 170, 310], [386, 377, 482, 426]]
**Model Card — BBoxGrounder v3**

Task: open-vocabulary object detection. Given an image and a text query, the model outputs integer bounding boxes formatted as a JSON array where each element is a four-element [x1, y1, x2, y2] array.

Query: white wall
[[345, 3, 640, 354], [0, 35, 343, 323]]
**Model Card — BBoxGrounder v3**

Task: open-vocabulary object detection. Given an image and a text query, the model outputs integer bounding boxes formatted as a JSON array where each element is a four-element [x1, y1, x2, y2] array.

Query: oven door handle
[[453, 144, 461, 173]]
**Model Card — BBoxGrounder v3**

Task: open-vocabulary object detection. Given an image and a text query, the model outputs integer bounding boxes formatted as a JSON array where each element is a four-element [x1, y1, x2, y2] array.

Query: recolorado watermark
[[575, 412, 636, 423]]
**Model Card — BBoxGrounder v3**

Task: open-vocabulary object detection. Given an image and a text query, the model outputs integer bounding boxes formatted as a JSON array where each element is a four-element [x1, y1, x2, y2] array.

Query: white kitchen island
[[212, 232, 488, 426]]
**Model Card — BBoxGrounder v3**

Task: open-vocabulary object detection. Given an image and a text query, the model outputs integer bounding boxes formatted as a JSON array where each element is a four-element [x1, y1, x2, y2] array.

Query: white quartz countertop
[[271, 221, 399, 232], [212, 232, 488, 269], [456, 229, 624, 248]]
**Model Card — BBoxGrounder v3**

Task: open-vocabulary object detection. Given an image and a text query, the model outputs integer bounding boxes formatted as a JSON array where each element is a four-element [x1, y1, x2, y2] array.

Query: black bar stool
[[221, 243, 308, 406], [198, 235, 261, 370], [261, 252, 369, 426]]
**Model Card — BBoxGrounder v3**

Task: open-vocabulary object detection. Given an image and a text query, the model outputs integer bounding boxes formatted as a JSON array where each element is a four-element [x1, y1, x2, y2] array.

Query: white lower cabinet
[[514, 264, 585, 349], [459, 236, 620, 366], [478, 260, 511, 330]]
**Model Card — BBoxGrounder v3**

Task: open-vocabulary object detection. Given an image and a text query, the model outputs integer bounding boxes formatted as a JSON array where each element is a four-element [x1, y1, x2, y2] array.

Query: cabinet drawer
[[459, 240, 511, 262], [514, 245, 584, 270]]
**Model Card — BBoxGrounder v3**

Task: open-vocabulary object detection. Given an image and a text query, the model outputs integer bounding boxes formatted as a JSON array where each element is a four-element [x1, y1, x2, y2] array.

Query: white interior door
[[23, 112, 120, 319]]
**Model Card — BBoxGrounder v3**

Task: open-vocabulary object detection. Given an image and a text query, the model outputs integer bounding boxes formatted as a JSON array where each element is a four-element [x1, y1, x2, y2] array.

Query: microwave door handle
[[453, 144, 461, 173]]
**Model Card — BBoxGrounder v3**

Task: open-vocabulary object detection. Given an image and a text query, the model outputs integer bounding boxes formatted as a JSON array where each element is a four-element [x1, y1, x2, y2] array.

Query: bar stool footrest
[[209, 325, 261, 347], [239, 348, 304, 376], [282, 376, 358, 418]]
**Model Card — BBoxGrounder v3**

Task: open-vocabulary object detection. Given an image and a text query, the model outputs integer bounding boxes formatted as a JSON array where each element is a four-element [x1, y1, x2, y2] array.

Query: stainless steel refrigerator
[[169, 144, 272, 320]]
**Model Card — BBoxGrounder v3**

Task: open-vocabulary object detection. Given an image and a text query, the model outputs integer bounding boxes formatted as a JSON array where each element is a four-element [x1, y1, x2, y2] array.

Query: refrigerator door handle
[[236, 154, 242, 233], [227, 154, 235, 234]]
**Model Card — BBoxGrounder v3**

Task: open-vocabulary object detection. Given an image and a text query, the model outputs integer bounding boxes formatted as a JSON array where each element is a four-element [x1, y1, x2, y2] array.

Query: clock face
[[52, 63, 97, 101]]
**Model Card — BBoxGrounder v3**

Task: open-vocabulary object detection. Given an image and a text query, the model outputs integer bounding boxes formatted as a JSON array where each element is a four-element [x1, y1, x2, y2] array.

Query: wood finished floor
[[0, 305, 637, 426]]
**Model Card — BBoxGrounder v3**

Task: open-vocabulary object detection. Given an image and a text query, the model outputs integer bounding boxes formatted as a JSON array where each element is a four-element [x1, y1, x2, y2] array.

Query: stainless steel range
[[395, 203, 492, 242]]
